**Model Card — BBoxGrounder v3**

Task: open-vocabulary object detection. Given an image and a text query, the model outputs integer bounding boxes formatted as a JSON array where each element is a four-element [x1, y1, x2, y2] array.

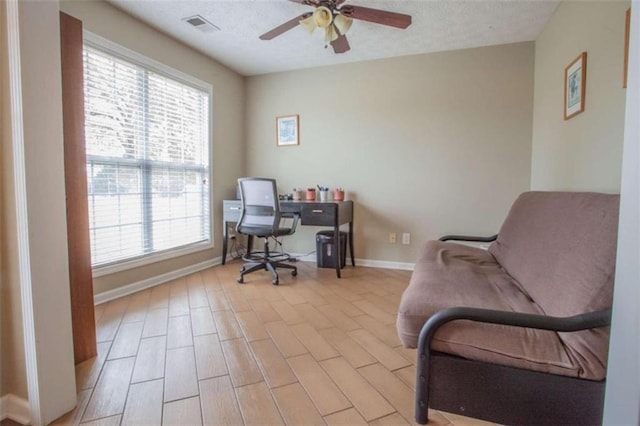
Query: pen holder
[[306, 188, 316, 201], [334, 189, 345, 201], [319, 189, 328, 202]]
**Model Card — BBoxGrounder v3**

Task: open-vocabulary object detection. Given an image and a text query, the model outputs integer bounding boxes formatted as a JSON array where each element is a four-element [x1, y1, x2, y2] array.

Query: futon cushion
[[488, 191, 618, 380], [397, 239, 609, 379], [488, 191, 619, 317]]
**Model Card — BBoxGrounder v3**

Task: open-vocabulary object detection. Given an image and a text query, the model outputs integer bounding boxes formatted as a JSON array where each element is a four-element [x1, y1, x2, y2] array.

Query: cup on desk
[[306, 188, 316, 201], [319, 189, 328, 202], [292, 189, 303, 201], [334, 189, 345, 201]]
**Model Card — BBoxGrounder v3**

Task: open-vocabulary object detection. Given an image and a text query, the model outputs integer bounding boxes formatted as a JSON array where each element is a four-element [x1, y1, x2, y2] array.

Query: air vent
[[183, 15, 220, 33]]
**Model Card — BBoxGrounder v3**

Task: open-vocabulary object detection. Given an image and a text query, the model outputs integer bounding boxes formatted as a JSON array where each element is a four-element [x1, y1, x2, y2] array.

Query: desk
[[222, 200, 355, 278]]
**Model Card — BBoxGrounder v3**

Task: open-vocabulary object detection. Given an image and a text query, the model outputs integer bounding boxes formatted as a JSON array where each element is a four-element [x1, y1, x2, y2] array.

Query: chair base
[[237, 240, 297, 285]]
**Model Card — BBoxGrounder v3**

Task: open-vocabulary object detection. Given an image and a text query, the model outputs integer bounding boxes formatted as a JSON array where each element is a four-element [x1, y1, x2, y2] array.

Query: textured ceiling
[[107, 0, 559, 76]]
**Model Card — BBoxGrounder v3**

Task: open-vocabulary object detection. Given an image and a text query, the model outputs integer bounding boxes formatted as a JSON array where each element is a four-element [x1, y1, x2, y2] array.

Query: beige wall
[[531, 0, 628, 192], [60, 0, 245, 294], [245, 43, 534, 264]]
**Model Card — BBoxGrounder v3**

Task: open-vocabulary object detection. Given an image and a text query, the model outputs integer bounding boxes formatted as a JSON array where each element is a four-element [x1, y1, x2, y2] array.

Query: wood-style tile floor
[[52, 262, 494, 426]]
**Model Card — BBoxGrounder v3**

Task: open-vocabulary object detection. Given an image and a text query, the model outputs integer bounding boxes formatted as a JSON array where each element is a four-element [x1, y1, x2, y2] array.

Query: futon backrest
[[488, 191, 620, 317]]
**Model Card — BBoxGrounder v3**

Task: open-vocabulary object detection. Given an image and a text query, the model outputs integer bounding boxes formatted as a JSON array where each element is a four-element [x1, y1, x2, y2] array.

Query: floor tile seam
[[167, 311, 192, 318], [121, 377, 165, 425], [355, 362, 417, 423], [317, 357, 400, 423], [219, 336, 266, 389], [75, 367, 101, 424], [81, 356, 136, 424], [191, 330, 219, 339], [121, 315, 149, 324], [145, 305, 169, 312], [77, 413, 120, 425], [231, 380, 285, 425], [105, 348, 142, 362], [286, 354, 354, 417]]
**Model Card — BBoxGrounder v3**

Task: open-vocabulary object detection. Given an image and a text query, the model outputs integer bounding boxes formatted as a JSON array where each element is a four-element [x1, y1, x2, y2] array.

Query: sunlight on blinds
[[83, 45, 210, 267]]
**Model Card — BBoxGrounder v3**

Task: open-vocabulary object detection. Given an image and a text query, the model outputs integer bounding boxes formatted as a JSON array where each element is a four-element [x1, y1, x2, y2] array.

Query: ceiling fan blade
[[331, 33, 350, 54], [341, 5, 412, 29], [259, 13, 312, 40], [288, 0, 318, 5]]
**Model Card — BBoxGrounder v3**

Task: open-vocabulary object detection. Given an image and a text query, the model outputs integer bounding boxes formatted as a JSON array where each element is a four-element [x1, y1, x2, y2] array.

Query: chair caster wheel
[[240, 267, 246, 272], [237, 277, 244, 284], [272, 279, 279, 286], [291, 270, 297, 277]]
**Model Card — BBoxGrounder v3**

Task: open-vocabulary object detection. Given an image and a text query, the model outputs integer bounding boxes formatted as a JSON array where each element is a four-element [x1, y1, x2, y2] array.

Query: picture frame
[[564, 52, 587, 120], [624, 8, 631, 89], [276, 115, 299, 146]]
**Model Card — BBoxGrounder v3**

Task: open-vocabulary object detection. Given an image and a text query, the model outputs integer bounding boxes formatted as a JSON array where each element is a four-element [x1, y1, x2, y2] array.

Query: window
[[83, 35, 211, 270]]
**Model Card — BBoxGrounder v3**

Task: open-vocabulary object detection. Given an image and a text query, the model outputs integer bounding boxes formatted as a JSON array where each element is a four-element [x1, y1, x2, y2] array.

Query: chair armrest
[[279, 212, 300, 233], [439, 234, 498, 242], [418, 306, 612, 354]]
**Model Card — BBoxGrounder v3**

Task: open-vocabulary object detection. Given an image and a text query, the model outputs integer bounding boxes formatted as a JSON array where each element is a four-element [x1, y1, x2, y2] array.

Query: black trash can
[[316, 230, 347, 269]]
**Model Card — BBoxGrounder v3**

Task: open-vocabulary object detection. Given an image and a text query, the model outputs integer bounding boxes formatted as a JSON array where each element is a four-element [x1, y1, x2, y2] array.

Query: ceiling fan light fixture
[[313, 6, 333, 29], [325, 24, 339, 42], [299, 15, 316, 33], [333, 14, 353, 35]]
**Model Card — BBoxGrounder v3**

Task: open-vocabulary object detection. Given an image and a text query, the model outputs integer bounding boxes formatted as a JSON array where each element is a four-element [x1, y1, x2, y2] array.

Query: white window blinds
[[83, 43, 211, 268]]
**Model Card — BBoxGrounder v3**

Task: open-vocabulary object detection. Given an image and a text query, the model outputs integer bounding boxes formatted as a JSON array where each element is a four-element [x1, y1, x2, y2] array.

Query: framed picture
[[564, 52, 587, 120], [624, 8, 631, 88], [276, 115, 299, 146]]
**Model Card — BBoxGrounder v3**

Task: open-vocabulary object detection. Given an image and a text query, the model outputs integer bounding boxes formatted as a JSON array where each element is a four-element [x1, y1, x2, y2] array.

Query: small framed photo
[[276, 115, 299, 147], [564, 52, 587, 120]]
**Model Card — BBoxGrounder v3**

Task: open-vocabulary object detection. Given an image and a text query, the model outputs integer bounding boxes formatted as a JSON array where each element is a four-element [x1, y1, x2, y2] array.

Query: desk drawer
[[300, 204, 336, 226], [223, 200, 242, 222]]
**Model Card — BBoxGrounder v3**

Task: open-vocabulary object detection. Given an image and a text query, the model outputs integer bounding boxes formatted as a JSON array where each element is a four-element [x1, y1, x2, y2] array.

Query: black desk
[[222, 200, 355, 278]]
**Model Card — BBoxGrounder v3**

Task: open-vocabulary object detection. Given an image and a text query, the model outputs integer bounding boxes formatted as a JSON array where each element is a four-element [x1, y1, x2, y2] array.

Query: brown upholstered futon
[[397, 191, 620, 424]]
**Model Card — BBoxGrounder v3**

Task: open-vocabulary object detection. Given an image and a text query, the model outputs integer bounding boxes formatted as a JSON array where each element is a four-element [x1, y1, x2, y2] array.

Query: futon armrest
[[439, 234, 498, 243], [418, 307, 612, 352]]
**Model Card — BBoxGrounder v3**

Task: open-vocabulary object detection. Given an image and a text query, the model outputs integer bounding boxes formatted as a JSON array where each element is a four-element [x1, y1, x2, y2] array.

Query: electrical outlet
[[389, 233, 397, 244], [402, 233, 411, 245]]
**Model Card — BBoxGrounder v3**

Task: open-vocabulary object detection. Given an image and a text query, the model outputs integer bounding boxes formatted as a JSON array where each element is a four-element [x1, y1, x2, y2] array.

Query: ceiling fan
[[259, 0, 412, 54]]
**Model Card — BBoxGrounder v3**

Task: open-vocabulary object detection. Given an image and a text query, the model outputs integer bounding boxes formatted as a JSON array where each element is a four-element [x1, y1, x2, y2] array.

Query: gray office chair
[[236, 177, 298, 285]]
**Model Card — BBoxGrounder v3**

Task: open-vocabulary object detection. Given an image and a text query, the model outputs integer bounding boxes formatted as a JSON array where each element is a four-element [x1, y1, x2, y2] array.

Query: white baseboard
[[352, 258, 415, 271], [94, 253, 414, 305], [94, 257, 222, 305], [0, 394, 30, 425], [293, 253, 415, 271]]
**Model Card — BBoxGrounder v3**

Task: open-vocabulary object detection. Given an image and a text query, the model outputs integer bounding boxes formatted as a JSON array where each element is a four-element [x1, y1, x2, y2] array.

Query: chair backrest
[[237, 177, 281, 236]]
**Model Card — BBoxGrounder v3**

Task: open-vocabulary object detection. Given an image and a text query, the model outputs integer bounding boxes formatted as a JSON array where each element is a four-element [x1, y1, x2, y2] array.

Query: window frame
[[84, 31, 214, 278]]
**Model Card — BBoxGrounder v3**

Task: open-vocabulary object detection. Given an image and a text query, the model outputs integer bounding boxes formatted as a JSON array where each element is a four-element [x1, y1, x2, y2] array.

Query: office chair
[[236, 177, 298, 285]]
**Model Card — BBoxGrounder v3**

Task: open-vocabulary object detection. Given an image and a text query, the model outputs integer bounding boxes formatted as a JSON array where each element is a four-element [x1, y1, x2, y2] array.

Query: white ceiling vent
[[183, 15, 220, 33]]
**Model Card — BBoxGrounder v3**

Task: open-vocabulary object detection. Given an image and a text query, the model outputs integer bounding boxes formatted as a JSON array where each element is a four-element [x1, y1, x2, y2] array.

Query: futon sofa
[[396, 191, 619, 425]]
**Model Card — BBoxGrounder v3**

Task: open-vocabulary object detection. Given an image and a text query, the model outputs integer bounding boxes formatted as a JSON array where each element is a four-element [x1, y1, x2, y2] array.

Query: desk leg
[[222, 221, 229, 265], [334, 227, 341, 279], [349, 221, 355, 266]]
